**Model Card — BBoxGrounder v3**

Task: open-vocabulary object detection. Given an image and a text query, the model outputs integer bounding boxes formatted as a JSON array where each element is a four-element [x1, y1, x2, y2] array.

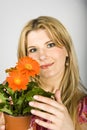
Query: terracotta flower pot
[[4, 113, 36, 130]]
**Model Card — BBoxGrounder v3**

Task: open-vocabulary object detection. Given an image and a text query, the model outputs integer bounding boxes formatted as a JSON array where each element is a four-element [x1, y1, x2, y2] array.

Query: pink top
[[78, 96, 87, 124]]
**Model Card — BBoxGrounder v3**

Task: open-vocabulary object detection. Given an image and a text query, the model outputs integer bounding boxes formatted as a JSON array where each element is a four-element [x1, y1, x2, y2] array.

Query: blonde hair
[[17, 16, 87, 129]]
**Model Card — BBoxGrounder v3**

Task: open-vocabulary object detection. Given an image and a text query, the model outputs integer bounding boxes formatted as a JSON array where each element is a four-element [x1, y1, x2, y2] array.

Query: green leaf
[[0, 93, 7, 102], [23, 106, 32, 115], [0, 103, 12, 115], [16, 96, 25, 105]]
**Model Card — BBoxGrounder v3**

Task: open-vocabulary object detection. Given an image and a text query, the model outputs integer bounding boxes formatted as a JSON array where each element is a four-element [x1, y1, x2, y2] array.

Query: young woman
[[0, 16, 87, 130]]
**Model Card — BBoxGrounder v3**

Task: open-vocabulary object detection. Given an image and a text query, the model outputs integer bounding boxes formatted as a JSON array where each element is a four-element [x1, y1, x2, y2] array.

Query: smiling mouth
[[40, 63, 54, 69]]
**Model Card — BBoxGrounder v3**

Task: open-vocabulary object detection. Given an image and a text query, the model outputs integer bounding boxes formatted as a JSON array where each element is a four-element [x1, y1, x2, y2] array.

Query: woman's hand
[[29, 90, 75, 130], [0, 113, 5, 130]]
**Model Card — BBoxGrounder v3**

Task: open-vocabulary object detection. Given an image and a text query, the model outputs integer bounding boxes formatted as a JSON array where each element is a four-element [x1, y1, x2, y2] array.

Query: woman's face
[[27, 29, 68, 79]]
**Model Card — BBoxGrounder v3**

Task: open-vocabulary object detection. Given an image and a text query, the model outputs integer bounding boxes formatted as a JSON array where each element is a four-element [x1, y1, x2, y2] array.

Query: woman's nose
[[39, 50, 47, 61]]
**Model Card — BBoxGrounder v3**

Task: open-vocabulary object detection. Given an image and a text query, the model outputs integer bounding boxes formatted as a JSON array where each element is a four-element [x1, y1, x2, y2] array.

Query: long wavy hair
[[17, 16, 87, 129]]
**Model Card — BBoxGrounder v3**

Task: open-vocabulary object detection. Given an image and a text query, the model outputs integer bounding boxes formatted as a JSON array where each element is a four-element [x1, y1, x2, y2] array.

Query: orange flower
[[16, 57, 40, 77], [6, 70, 29, 91]]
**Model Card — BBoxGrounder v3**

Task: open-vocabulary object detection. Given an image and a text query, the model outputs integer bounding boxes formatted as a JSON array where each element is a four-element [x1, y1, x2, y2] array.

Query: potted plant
[[0, 57, 53, 130]]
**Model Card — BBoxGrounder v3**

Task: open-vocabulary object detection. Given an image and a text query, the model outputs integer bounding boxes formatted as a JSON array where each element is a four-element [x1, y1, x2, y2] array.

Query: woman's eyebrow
[[27, 46, 36, 49], [45, 40, 53, 44]]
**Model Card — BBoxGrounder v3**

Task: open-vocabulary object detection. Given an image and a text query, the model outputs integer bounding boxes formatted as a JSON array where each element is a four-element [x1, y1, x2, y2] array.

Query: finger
[[31, 109, 55, 121], [33, 95, 62, 110], [0, 113, 5, 125], [34, 115, 56, 130]]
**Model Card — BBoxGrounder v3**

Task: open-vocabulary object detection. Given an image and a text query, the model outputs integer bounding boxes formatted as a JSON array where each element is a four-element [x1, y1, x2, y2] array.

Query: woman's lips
[[40, 63, 54, 69]]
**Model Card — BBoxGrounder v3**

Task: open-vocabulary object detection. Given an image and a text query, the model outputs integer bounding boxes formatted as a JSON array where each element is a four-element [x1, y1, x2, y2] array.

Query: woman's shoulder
[[78, 96, 87, 124]]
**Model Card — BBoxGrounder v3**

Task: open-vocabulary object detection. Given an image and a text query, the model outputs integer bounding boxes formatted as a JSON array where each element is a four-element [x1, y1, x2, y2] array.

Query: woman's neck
[[39, 73, 63, 93]]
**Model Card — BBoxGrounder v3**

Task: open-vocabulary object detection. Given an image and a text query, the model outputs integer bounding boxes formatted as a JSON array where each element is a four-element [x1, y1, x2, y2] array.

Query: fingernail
[[29, 102, 34, 106], [33, 95, 38, 99], [31, 109, 35, 114], [35, 119, 39, 123]]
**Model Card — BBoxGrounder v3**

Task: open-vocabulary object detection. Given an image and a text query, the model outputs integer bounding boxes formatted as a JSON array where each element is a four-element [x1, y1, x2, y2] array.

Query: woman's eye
[[47, 43, 56, 48], [28, 48, 37, 53]]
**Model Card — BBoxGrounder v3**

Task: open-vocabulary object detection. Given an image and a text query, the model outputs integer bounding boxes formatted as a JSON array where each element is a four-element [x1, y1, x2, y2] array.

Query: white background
[[0, 0, 87, 87]]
